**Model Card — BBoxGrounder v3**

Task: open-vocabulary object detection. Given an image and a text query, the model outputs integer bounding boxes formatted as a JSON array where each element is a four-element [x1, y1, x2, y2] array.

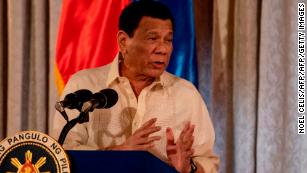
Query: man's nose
[[155, 40, 171, 55]]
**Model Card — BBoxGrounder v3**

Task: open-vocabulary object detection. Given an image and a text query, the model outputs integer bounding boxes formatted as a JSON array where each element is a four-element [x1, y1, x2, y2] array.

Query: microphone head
[[102, 88, 118, 108], [81, 88, 118, 113], [96, 88, 118, 109], [63, 89, 93, 110], [61, 93, 78, 108], [74, 89, 93, 103]]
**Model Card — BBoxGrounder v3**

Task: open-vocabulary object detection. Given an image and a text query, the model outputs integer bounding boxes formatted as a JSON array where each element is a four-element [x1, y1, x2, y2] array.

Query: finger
[[166, 145, 177, 151], [179, 122, 191, 141], [182, 121, 190, 134], [188, 124, 195, 136], [180, 149, 194, 161], [179, 139, 193, 152], [138, 135, 161, 144], [180, 137, 194, 152], [166, 128, 175, 145], [134, 143, 155, 150], [186, 124, 195, 136], [184, 136, 194, 150], [140, 118, 157, 129], [178, 125, 194, 151], [166, 128, 177, 157], [166, 145, 177, 157], [184, 148, 195, 158], [182, 125, 195, 144], [138, 126, 161, 137], [134, 118, 157, 134]]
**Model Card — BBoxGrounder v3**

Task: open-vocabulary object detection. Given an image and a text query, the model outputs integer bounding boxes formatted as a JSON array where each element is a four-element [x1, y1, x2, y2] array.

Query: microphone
[[81, 88, 118, 113], [56, 89, 93, 111], [55, 102, 69, 122]]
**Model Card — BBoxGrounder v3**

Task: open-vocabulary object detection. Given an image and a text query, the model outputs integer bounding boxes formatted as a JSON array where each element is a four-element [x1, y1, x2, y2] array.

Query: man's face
[[119, 16, 173, 79]]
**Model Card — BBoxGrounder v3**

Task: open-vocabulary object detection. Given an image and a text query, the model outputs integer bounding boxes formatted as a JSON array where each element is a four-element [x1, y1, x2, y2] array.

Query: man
[[52, 1, 219, 173]]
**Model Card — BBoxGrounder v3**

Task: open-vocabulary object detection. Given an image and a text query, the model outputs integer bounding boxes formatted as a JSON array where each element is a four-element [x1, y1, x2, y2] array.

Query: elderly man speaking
[[52, 1, 219, 173]]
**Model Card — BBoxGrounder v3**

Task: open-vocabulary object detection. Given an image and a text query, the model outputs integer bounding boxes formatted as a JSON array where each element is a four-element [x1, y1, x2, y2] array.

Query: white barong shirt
[[51, 54, 219, 173]]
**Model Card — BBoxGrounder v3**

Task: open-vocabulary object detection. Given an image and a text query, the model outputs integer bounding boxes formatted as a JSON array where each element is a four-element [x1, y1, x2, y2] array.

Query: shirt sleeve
[[190, 87, 220, 173]]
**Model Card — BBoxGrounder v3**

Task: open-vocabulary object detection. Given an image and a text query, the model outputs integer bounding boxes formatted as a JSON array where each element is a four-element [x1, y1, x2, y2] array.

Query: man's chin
[[146, 70, 164, 78]]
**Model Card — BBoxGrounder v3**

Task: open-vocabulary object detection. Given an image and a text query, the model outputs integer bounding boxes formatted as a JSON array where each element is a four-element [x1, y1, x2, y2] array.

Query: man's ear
[[117, 31, 129, 54]]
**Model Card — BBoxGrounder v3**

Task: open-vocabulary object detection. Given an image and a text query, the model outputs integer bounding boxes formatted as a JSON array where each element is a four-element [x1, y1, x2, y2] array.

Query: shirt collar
[[152, 72, 166, 88], [106, 53, 121, 87], [106, 53, 168, 88]]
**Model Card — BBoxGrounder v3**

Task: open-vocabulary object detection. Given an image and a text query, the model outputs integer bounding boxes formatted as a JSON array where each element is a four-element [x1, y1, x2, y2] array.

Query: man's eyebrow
[[145, 31, 173, 35], [146, 31, 159, 35]]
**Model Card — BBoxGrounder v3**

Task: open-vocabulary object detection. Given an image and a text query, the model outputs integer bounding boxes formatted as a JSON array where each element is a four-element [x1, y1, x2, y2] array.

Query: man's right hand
[[113, 118, 161, 150]]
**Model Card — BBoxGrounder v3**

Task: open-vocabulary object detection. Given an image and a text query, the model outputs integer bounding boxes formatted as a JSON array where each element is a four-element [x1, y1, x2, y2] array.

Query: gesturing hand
[[166, 122, 195, 173], [117, 118, 161, 150]]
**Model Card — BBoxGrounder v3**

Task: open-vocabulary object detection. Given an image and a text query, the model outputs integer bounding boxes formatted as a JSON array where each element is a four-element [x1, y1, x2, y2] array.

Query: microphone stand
[[58, 111, 89, 146]]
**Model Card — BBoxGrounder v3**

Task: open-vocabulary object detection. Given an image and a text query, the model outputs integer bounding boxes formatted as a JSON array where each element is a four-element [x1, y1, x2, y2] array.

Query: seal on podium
[[0, 131, 70, 173]]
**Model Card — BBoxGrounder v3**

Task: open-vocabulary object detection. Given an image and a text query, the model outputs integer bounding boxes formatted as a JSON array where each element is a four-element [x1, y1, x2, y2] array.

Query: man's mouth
[[152, 61, 165, 69]]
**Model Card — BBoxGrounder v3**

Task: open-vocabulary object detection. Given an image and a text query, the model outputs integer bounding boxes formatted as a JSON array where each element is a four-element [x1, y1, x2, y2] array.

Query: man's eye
[[149, 37, 157, 40]]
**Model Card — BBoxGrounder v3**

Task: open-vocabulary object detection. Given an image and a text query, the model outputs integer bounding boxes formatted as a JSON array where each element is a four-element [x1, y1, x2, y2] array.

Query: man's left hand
[[166, 122, 195, 173]]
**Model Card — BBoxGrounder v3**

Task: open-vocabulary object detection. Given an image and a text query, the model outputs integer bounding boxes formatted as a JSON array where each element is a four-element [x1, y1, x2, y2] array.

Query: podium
[[66, 150, 178, 173]]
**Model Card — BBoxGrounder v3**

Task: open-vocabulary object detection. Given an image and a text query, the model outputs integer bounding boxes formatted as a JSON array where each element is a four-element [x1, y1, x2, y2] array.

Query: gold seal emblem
[[10, 150, 47, 173], [0, 131, 70, 173]]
